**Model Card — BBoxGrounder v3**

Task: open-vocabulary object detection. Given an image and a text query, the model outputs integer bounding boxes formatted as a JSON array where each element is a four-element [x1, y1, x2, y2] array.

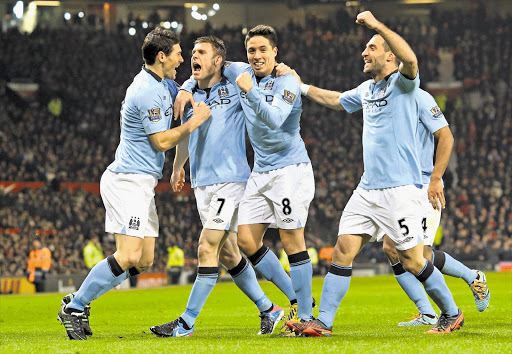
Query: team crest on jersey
[[218, 86, 229, 98], [128, 216, 140, 230], [264, 80, 274, 90], [430, 106, 444, 119], [282, 90, 296, 105], [148, 108, 162, 122], [378, 86, 387, 98]]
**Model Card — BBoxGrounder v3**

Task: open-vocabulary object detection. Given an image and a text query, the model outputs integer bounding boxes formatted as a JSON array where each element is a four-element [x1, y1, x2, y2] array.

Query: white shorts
[[238, 163, 315, 230], [338, 185, 426, 251], [421, 185, 442, 247], [374, 184, 442, 247], [100, 169, 159, 238], [194, 182, 246, 233]]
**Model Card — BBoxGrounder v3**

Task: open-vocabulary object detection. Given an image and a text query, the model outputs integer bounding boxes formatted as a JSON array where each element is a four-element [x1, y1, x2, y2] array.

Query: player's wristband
[[300, 83, 310, 96]]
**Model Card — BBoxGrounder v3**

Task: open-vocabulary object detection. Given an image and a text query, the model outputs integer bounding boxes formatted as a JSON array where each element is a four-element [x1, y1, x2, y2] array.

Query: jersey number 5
[[398, 218, 409, 236]]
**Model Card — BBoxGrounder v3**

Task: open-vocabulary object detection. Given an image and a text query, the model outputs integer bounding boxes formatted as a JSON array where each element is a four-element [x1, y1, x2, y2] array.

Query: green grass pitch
[[1, 272, 511, 353]]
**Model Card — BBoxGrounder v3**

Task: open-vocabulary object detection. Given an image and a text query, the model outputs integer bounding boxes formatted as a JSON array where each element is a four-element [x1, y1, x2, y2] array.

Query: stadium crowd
[[1, 6, 510, 278]]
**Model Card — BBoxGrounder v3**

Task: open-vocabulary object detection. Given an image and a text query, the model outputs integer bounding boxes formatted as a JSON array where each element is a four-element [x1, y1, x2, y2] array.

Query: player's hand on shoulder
[[193, 101, 211, 124], [428, 178, 445, 211], [355, 11, 382, 30], [275, 63, 303, 84], [235, 72, 253, 93], [175, 90, 195, 120], [170, 168, 186, 193]]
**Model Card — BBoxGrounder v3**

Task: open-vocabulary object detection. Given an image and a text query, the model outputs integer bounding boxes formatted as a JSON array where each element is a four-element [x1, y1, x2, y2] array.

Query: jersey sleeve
[[245, 74, 299, 130], [339, 85, 362, 113], [137, 87, 169, 135], [396, 69, 420, 93], [418, 91, 449, 134], [222, 61, 251, 84], [181, 75, 196, 93]]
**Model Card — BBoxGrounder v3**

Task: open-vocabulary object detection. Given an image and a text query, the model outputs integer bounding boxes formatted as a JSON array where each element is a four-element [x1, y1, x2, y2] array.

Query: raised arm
[[356, 11, 418, 79]]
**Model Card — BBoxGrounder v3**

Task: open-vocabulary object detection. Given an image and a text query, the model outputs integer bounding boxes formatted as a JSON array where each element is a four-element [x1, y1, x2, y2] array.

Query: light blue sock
[[317, 264, 352, 328], [289, 251, 313, 320], [92, 270, 130, 301], [180, 267, 218, 328], [434, 250, 478, 284], [249, 245, 296, 303], [229, 258, 272, 312], [416, 260, 458, 316], [66, 255, 124, 311], [391, 262, 436, 316]]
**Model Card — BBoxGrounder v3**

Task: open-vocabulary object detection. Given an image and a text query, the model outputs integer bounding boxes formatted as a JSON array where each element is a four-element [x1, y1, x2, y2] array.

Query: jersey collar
[[256, 68, 276, 84], [142, 65, 163, 82]]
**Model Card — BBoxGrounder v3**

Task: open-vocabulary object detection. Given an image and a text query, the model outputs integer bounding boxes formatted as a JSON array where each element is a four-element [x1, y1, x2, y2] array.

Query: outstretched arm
[[275, 64, 345, 111], [356, 11, 418, 79]]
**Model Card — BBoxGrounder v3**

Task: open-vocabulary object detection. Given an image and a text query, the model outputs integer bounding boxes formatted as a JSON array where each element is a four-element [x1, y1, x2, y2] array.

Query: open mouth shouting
[[192, 62, 202, 75]]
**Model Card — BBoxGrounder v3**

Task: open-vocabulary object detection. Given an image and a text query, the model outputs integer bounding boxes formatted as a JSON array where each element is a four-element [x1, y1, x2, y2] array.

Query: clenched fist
[[355, 11, 382, 31], [235, 72, 253, 93], [193, 101, 211, 124]]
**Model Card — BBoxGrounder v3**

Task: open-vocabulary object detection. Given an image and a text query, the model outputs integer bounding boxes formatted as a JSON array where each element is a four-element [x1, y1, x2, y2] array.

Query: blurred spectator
[[27, 237, 51, 292], [167, 245, 185, 285], [83, 236, 104, 269]]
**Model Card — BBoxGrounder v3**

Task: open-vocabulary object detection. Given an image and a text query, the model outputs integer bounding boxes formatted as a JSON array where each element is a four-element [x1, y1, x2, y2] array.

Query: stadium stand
[[1, 8, 510, 280]]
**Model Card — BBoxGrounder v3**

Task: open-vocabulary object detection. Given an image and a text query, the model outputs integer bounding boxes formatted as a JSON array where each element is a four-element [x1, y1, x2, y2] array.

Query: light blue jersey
[[108, 67, 178, 179], [339, 70, 423, 189], [417, 89, 449, 184], [183, 77, 251, 188], [183, 62, 310, 172]]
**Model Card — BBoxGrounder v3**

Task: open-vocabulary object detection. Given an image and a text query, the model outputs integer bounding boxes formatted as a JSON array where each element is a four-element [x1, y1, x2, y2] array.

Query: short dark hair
[[245, 25, 277, 48], [142, 27, 180, 65], [194, 36, 227, 64]]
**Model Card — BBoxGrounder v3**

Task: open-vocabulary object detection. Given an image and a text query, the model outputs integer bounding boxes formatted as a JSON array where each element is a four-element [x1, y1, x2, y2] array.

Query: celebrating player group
[[58, 10, 490, 340]]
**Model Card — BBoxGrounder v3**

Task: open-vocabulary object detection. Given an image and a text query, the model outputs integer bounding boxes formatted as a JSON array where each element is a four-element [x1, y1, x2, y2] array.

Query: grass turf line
[[1, 272, 510, 353]]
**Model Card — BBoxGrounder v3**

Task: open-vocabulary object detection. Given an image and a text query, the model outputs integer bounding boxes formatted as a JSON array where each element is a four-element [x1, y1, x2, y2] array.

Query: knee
[[197, 241, 216, 261], [401, 258, 425, 275], [219, 250, 239, 269], [116, 251, 142, 269], [237, 235, 254, 255], [137, 257, 154, 273], [332, 241, 356, 267]]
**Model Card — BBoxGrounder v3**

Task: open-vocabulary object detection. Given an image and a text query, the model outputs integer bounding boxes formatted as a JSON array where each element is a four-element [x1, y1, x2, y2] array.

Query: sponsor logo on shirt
[[148, 108, 162, 122], [362, 99, 388, 112], [208, 98, 231, 108], [282, 90, 296, 105], [430, 106, 444, 119], [165, 105, 172, 116]]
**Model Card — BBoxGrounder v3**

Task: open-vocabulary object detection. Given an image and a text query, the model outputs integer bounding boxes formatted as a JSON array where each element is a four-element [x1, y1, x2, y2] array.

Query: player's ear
[[157, 51, 165, 64], [273, 46, 278, 57], [388, 52, 396, 63], [214, 55, 222, 67]]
